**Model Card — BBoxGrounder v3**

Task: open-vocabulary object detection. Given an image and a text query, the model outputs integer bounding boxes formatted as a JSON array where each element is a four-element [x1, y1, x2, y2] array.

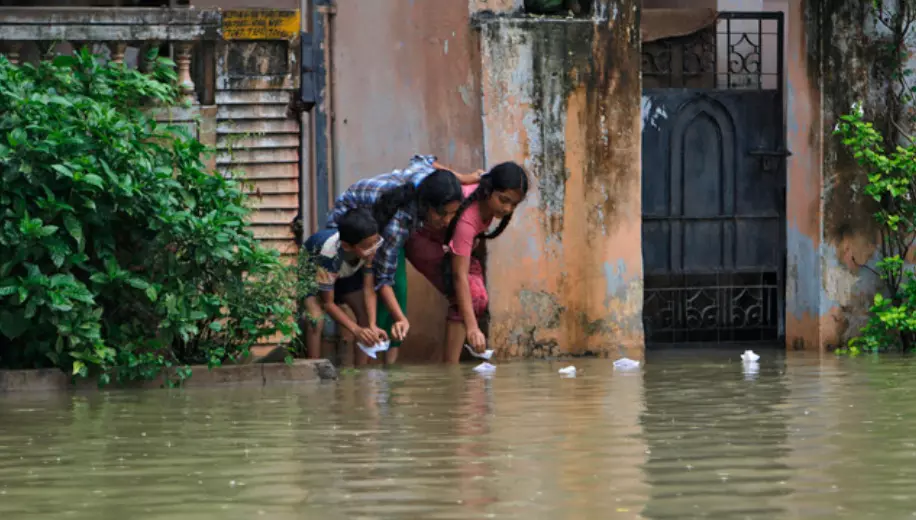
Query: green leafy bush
[[0, 50, 307, 384], [834, 105, 916, 354]]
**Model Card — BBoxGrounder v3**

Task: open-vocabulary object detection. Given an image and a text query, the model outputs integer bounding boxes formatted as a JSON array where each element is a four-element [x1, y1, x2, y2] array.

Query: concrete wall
[[784, 0, 825, 350], [783, 0, 894, 351], [795, 0, 882, 350], [332, 0, 485, 361], [477, 1, 644, 359]]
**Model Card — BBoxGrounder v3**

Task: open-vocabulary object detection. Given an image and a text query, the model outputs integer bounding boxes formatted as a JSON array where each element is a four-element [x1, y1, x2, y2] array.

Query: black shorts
[[332, 273, 364, 302], [307, 273, 364, 303]]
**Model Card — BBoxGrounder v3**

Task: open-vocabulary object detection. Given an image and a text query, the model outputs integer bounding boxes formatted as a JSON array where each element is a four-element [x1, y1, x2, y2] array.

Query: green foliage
[[835, 106, 916, 354], [0, 49, 309, 384]]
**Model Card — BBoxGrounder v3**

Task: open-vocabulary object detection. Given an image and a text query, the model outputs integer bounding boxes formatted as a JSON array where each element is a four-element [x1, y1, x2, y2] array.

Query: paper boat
[[464, 344, 495, 360], [357, 340, 391, 360], [613, 357, 641, 370], [558, 365, 577, 377], [741, 350, 760, 362]]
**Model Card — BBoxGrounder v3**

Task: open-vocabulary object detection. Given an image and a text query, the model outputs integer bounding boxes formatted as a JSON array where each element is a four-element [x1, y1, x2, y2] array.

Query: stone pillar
[[477, 1, 644, 359], [5, 42, 22, 66]]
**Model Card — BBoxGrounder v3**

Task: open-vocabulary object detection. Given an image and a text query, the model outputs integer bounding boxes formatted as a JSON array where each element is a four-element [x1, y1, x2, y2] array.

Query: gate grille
[[642, 12, 784, 91], [643, 272, 779, 344]]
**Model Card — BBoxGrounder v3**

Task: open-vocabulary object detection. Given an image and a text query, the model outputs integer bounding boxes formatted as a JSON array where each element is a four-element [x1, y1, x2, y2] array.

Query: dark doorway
[[641, 12, 788, 345]]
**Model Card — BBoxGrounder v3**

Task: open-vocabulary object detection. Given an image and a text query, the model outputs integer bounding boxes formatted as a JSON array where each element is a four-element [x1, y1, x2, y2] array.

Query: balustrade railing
[[0, 7, 223, 104]]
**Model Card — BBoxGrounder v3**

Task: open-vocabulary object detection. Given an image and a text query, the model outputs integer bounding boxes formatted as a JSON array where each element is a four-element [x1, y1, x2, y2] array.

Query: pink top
[[449, 183, 492, 257]]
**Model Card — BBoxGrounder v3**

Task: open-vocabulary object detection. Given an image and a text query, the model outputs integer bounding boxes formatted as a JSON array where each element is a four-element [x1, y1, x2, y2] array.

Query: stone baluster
[[5, 42, 22, 66], [108, 42, 128, 65], [174, 42, 197, 103]]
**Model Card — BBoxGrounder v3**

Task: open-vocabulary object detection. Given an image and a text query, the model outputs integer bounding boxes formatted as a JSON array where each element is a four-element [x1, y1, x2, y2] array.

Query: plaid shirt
[[326, 155, 437, 289]]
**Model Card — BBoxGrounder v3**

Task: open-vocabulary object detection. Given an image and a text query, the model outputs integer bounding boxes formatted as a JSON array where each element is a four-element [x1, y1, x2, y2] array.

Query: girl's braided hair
[[442, 162, 528, 296]]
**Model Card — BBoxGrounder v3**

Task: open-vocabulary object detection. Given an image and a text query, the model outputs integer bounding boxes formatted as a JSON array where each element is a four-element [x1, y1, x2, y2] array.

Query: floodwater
[[2, 349, 916, 519]]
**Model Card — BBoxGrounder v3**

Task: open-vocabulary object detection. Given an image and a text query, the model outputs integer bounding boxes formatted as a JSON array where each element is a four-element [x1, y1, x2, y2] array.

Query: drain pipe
[[297, 0, 314, 240], [297, 0, 335, 234], [312, 0, 335, 227]]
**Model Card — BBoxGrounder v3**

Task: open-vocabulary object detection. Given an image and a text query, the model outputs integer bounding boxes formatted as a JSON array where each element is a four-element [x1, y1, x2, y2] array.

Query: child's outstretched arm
[[319, 290, 378, 347], [373, 220, 411, 341], [433, 160, 484, 185], [362, 267, 387, 342], [451, 254, 486, 351]]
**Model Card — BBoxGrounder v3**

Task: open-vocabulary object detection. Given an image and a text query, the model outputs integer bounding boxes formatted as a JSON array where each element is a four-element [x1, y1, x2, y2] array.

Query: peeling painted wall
[[787, 0, 883, 350], [332, 0, 485, 361], [812, 1, 885, 349], [477, 1, 644, 359]]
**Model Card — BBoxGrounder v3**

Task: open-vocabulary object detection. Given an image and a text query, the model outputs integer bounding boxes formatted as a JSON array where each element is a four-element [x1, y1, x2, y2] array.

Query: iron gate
[[641, 12, 787, 344]]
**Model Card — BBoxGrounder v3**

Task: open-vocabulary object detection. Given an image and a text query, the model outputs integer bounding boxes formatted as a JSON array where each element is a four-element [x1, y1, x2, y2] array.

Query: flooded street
[[2, 350, 916, 519]]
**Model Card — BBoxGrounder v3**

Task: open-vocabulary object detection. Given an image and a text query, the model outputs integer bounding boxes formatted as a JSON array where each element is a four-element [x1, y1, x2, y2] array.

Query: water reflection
[[640, 348, 793, 519], [4, 352, 916, 518]]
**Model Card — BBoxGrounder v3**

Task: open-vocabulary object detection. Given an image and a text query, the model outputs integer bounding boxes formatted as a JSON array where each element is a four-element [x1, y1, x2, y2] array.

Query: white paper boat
[[558, 365, 577, 377], [741, 350, 760, 362], [357, 340, 391, 360], [613, 357, 641, 370], [464, 344, 495, 360], [473, 362, 497, 374]]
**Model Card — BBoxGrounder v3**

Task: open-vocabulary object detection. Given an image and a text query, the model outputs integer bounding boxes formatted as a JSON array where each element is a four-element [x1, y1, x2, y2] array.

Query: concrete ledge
[[0, 359, 337, 393], [0, 368, 69, 393]]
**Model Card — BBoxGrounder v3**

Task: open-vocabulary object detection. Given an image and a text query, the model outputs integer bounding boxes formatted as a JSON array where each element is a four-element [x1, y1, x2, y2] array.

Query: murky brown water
[[2, 349, 916, 519]]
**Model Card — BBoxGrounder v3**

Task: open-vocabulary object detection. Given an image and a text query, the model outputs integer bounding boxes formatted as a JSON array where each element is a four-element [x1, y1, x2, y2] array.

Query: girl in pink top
[[406, 162, 529, 363]]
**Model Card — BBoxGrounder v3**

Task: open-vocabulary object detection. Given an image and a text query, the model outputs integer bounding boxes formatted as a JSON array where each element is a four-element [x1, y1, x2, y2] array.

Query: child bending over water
[[406, 162, 529, 363], [302, 208, 387, 366]]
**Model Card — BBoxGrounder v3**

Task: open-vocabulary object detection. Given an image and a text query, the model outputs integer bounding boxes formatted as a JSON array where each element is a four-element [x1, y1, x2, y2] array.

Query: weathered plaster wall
[[332, 0, 485, 361], [789, 0, 882, 350], [784, 0, 824, 350], [478, 1, 643, 359]]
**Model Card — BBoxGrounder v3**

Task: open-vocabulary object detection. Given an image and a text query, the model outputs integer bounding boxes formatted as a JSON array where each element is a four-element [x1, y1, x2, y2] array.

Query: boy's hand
[[467, 327, 486, 352], [356, 327, 380, 347], [391, 319, 410, 341]]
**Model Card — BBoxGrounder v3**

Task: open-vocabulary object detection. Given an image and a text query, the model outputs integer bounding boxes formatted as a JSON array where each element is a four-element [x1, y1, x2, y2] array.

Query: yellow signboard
[[222, 9, 300, 40]]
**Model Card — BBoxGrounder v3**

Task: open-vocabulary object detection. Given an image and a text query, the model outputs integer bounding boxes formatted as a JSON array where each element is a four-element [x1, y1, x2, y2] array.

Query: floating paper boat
[[558, 365, 577, 377], [741, 350, 760, 362], [613, 357, 641, 370]]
